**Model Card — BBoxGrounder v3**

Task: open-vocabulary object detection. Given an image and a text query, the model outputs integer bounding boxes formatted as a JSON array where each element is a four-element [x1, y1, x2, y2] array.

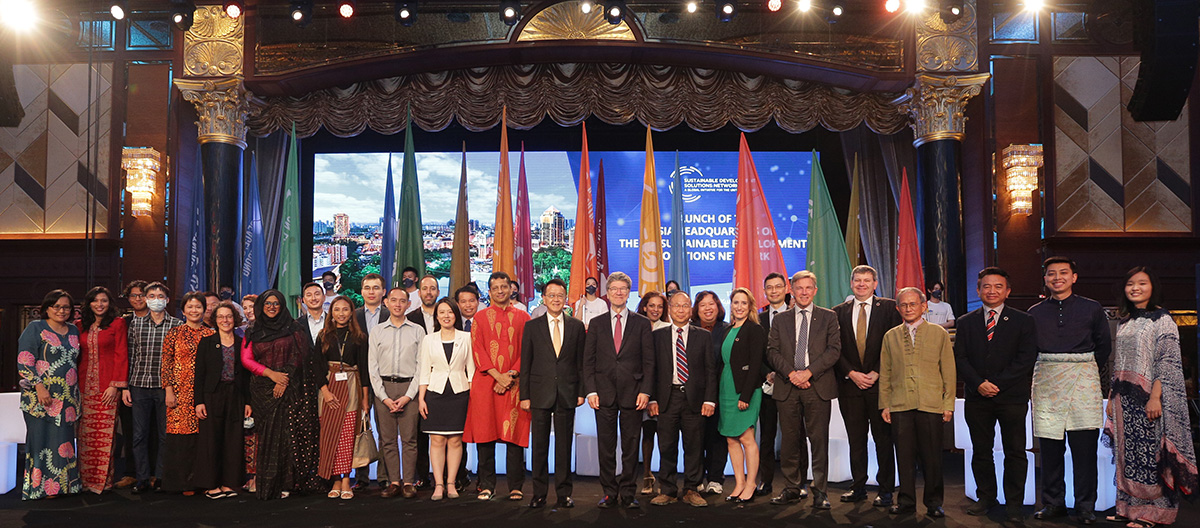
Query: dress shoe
[[754, 483, 773, 497], [873, 493, 893, 507], [115, 476, 138, 489], [149, 478, 161, 491], [770, 489, 803, 505], [380, 484, 401, 498], [927, 506, 945, 518], [889, 504, 917, 515], [598, 495, 617, 509], [1034, 505, 1069, 520], [455, 478, 471, 492], [624, 498, 641, 509], [1006, 507, 1025, 523], [812, 493, 831, 510], [682, 490, 708, 507], [967, 498, 996, 516], [557, 497, 574, 508], [401, 484, 417, 499], [841, 490, 868, 503], [529, 496, 547, 508], [131, 481, 151, 494], [1077, 510, 1097, 525], [650, 494, 677, 506], [414, 479, 431, 491]]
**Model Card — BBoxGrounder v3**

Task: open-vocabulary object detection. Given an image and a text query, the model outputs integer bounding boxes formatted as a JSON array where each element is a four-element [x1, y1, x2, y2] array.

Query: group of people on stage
[[15, 259, 1197, 527]]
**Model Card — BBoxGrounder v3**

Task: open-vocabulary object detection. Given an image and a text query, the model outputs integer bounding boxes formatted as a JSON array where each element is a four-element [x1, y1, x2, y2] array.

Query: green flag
[[806, 150, 852, 309], [394, 107, 425, 287], [277, 123, 302, 317]]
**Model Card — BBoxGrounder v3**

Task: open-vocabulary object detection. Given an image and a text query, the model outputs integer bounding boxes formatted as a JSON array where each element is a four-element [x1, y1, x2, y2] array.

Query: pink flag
[[732, 133, 786, 308], [514, 143, 535, 304]]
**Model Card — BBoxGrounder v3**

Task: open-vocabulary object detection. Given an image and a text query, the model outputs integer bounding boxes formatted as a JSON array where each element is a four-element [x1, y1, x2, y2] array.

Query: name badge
[[335, 372, 349, 382]]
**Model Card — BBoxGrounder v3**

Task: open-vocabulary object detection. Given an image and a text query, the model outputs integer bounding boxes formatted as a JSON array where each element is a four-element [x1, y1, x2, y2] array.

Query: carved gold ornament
[[518, 1, 636, 42], [183, 5, 244, 77], [916, 0, 978, 72], [894, 73, 990, 147], [174, 78, 259, 149]]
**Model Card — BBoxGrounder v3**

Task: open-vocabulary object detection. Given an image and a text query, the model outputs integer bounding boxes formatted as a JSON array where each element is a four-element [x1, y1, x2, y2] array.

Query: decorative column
[[173, 6, 257, 291], [894, 2, 988, 315]]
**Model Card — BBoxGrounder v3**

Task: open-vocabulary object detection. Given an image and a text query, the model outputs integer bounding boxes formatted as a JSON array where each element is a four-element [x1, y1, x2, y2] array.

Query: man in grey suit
[[767, 270, 841, 510]]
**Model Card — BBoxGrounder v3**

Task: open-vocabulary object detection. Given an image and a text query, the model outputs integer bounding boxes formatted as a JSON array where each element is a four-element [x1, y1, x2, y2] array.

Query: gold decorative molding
[[183, 5, 244, 77], [916, 0, 978, 72], [518, 1, 635, 42], [894, 73, 990, 147], [174, 77, 258, 149]]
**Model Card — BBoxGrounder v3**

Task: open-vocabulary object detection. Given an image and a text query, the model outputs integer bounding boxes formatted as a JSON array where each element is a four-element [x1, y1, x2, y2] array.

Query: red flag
[[895, 168, 925, 295], [514, 143, 535, 304], [594, 159, 609, 286], [567, 123, 597, 308], [732, 133, 787, 308]]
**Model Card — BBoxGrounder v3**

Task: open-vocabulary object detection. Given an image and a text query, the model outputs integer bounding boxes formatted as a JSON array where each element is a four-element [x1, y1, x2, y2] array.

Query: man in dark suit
[[833, 265, 901, 507], [766, 270, 841, 510], [353, 273, 389, 490], [298, 282, 326, 346], [756, 272, 790, 496], [649, 291, 716, 508], [519, 279, 585, 509], [955, 267, 1038, 522], [406, 275, 440, 335], [583, 271, 655, 509]]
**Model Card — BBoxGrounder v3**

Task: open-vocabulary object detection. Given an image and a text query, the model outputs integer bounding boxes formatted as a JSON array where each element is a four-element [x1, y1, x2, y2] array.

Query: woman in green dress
[[718, 287, 766, 504], [18, 290, 83, 500]]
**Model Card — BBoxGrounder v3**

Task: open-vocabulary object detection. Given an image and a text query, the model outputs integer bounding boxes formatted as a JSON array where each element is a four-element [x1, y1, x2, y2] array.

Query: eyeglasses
[[607, 286, 630, 292], [48, 304, 72, 312], [128, 293, 145, 299], [263, 301, 281, 307], [542, 293, 566, 300], [215, 314, 236, 320]]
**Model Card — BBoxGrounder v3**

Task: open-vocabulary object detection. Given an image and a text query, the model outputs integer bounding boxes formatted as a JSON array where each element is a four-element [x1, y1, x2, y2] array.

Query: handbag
[[351, 412, 378, 469]]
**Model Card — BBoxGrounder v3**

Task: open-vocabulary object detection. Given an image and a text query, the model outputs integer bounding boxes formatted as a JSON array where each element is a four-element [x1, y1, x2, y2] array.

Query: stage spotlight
[[797, 0, 812, 12], [605, 0, 626, 24], [1023, 0, 1043, 12], [500, 0, 521, 26], [831, 3, 844, 16], [171, 1, 196, 31], [223, 1, 243, 19], [290, 0, 312, 27], [686, 2, 698, 13], [109, 1, 127, 20], [395, 1, 416, 25], [906, 0, 925, 14], [0, 0, 38, 32], [938, 0, 962, 22], [715, 1, 736, 22], [580, 1, 593, 14], [768, 0, 782, 12], [338, 0, 355, 19], [884, 0, 900, 13]]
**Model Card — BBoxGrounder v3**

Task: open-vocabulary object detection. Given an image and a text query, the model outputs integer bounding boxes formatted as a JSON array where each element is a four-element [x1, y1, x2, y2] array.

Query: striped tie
[[676, 327, 688, 383], [986, 309, 996, 342]]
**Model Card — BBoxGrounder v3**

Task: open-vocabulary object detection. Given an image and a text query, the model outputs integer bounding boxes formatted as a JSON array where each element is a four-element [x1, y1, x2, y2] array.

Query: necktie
[[675, 328, 688, 383], [856, 302, 868, 363], [794, 309, 809, 370], [613, 313, 623, 354], [464, 319, 472, 332], [552, 318, 562, 356], [986, 310, 996, 342]]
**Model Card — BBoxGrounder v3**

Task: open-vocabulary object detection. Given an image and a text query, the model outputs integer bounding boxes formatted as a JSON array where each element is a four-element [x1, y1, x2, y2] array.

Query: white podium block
[[574, 434, 599, 476], [0, 442, 17, 494], [805, 438, 852, 483], [865, 434, 900, 487], [1061, 440, 1117, 511], [963, 448, 1037, 505], [953, 399, 1034, 451]]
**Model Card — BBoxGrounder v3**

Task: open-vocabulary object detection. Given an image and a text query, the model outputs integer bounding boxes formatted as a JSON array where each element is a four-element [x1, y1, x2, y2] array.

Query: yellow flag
[[493, 108, 515, 276], [638, 126, 665, 296]]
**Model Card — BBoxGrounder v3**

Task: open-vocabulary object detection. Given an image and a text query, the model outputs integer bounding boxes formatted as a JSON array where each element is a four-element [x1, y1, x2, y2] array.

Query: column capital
[[174, 77, 260, 149], [894, 72, 990, 147]]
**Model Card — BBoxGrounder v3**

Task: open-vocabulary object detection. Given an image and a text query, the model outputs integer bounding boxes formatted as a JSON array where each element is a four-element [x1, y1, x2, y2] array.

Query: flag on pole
[[567, 123, 597, 308], [238, 152, 268, 297], [667, 150, 690, 293], [395, 106, 425, 285], [277, 123, 302, 316], [184, 180, 206, 294], [895, 168, 925, 294], [732, 133, 786, 308], [845, 154, 862, 268], [493, 108, 516, 277], [514, 143, 534, 304], [380, 153, 398, 287], [807, 150, 852, 308], [594, 159, 609, 286], [638, 126, 665, 296], [448, 143, 471, 294]]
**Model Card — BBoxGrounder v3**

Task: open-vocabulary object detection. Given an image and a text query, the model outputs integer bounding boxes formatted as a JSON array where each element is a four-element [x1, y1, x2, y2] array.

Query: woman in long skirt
[[76, 286, 128, 494], [194, 301, 251, 499], [316, 296, 369, 499], [161, 292, 215, 494]]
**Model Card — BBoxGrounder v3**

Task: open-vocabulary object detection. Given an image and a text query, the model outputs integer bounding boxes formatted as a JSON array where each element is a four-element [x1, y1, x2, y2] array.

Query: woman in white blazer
[[418, 298, 473, 500]]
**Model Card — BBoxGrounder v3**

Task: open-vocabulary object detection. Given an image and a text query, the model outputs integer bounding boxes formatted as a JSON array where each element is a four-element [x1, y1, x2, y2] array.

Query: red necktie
[[986, 310, 996, 342], [613, 313, 623, 354]]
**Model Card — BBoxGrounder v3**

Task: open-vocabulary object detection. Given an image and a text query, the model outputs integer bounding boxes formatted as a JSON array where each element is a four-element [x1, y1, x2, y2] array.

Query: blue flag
[[667, 151, 690, 293], [239, 153, 268, 297], [380, 154, 398, 287], [184, 176, 206, 293]]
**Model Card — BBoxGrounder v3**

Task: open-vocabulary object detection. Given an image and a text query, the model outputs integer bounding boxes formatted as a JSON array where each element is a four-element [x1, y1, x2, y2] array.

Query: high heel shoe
[[447, 486, 459, 499], [432, 484, 445, 501]]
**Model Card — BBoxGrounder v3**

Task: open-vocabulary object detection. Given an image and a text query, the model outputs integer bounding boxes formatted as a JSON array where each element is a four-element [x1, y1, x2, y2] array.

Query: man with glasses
[[112, 280, 149, 489], [756, 272, 789, 496], [124, 282, 183, 493]]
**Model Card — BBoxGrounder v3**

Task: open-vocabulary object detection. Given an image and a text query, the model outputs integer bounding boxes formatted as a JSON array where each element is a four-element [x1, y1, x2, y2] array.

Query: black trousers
[[840, 390, 894, 494], [776, 388, 831, 494], [194, 382, 245, 490], [1039, 429, 1099, 513], [892, 410, 944, 509], [116, 400, 137, 478], [757, 396, 779, 489], [596, 404, 642, 500], [703, 408, 726, 484], [476, 440, 525, 492], [965, 399, 1027, 505], [656, 387, 706, 497], [530, 405, 575, 499]]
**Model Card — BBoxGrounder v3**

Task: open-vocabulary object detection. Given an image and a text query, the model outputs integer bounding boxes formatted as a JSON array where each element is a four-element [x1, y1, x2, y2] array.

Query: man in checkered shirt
[[123, 281, 183, 493]]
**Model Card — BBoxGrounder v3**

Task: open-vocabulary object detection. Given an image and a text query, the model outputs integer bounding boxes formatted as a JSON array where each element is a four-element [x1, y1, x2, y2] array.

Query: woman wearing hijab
[[240, 290, 323, 500]]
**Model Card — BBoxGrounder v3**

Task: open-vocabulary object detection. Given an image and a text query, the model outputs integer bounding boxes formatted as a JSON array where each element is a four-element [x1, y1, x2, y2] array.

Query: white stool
[[0, 392, 27, 494]]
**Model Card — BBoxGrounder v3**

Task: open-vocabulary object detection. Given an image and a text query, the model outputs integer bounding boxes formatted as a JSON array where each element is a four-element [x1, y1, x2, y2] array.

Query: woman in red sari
[[76, 286, 128, 494]]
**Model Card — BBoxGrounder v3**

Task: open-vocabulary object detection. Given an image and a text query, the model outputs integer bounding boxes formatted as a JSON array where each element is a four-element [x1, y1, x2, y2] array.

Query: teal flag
[[277, 123, 302, 317], [806, 151, 852, 308], [667, 151, 690, 293], [380, 154, 397, 287], [394, 108, 425, 287]]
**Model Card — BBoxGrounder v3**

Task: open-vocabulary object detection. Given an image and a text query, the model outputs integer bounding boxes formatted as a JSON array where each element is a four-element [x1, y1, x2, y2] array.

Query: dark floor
[[2, 453, 1197, 528]]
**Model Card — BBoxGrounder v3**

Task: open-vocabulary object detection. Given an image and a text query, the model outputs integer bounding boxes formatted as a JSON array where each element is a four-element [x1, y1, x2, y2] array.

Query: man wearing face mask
[[923, 282, 955, 329], [125, 282, 184, 494], [321, 271, 339, 312], [401, 267, 420, 314]]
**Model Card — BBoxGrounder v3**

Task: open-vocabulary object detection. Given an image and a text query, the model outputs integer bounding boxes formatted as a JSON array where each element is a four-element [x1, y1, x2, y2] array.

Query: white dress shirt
[[305, 311, 326, 345], [850, 297, 874, 336]]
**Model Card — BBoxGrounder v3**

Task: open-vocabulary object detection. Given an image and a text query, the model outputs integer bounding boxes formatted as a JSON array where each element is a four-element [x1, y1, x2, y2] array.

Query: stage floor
[[2, 453, 1197, 528]]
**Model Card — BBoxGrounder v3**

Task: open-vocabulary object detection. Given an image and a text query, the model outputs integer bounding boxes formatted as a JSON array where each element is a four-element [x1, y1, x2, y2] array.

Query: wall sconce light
[[122, 147, 161, 217], [1002, 143, 1042, 216]]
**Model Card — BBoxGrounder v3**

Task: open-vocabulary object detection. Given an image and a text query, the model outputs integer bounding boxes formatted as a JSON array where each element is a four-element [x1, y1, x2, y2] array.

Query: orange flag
[[567, 123, 597, 309], [638, 126, 665, 296], [732, 133, 786, 308], [493, 108, 515, 276], [894, 168, 925, 295]]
